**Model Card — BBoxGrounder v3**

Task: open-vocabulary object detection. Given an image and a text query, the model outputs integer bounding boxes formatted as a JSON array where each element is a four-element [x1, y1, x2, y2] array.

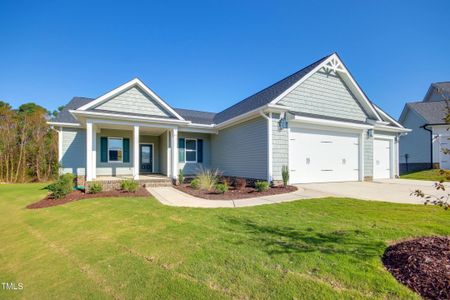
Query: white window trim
[[108, 137, 124, 163], [185, 138, 197, 163]]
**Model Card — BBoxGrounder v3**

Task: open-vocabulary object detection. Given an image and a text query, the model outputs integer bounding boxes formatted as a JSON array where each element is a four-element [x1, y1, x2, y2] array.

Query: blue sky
[[0, 0, 449, 118]]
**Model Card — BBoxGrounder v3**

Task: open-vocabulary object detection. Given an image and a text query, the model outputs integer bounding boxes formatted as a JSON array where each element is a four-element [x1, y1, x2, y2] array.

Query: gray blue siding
[[178, 132, 211, 175], [278, 71, 368, 122], [95, 87, 172, 117], [364, 132, 373, 178], [271, 114, 289, 181], [61, 128, 86, 176], [211, 117, 268, 179], [399, 109, 430, 164]]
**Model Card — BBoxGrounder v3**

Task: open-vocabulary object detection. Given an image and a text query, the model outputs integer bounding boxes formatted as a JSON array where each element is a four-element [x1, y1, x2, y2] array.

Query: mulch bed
[[26, 187, 151, 209], [174, 184, 297, 200], [382, 236, 450, 300]]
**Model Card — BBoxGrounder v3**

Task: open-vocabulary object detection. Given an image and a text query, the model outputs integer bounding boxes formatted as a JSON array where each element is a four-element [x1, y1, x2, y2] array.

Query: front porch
[[84, 122, 179, 183], [91, 174, 172, 190]]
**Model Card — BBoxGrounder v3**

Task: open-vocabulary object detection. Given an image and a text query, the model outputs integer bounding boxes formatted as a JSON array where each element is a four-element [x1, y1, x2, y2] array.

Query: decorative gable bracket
[[322, 56, 347, 75]]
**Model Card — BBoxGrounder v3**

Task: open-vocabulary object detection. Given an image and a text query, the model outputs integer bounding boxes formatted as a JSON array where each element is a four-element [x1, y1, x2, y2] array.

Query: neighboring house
[[48, 53, 408, 186], [399, 82, 450, 172]]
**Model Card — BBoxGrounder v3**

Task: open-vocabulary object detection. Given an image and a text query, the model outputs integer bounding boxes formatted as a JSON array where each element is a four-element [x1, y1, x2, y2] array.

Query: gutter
[[421, 124, 433, 169]]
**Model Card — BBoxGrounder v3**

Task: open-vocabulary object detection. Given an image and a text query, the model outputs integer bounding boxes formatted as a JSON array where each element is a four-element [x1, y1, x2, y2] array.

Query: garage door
[[289, 127, 360, 183], [439, 136, 450, 170], [373, 139, 391, 179]]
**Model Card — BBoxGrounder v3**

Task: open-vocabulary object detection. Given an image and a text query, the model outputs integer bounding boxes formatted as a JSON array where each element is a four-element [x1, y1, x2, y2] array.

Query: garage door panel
[[373, 139, 391, 179], [290, 127, 360, 183]]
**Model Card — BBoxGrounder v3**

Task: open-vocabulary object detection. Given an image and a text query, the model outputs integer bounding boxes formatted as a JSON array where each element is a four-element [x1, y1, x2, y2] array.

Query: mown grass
[[0, 183, 449, 299], [400, 169, 447, 181]]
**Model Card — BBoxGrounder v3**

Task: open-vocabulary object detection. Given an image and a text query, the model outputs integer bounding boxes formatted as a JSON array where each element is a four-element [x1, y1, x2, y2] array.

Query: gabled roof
[[404, 100, 448, 124], [213, 54, 331, 124], [51, 97, 93, 123], [423, 81, 450, 102], [173, 108, 216, 125]]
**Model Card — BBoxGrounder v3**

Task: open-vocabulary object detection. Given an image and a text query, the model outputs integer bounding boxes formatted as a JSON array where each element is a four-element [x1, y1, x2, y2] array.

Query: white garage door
[[289, 127, 360, 183], [373, 139, 391, 179], [439, 136, 450, 170]]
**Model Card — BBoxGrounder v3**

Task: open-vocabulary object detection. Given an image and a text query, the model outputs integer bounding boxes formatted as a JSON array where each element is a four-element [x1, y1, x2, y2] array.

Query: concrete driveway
[[299, 179, 448, 204]]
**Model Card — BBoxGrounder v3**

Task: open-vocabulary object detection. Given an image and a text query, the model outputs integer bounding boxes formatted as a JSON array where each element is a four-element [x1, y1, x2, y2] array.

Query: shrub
[[281, 165, 289, 187], [45, 173, 75, 199], [215, 182, 229, 194], [89, 182, 103, 194], [196, 167, 220, 191], [255, 181, 270, 192], [178, 169, 184, 185], [234, 178, 247, 190], [121, 179, 139, 192], [190, 178, 201, 189]]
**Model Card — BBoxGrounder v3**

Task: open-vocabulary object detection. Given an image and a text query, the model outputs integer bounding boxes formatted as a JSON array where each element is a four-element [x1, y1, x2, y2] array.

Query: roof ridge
[[174, 107, 216, 114], [213, 53, 333, 122]]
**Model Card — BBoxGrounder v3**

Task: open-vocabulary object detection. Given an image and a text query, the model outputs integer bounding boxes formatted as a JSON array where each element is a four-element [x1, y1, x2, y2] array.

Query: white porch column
[[86, 122, 93, 181], [92, 124, 96, 179], [166, 130, 171, 177], [133, 125, 140, 180], [171, 127, 178, 181], [58, 126, 63, 175]]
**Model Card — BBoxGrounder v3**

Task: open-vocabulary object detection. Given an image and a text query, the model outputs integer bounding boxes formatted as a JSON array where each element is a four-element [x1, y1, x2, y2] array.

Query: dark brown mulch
[[26, 187, 151, 209], [382, 236, 450, 300], [174, 184, 297, 200]]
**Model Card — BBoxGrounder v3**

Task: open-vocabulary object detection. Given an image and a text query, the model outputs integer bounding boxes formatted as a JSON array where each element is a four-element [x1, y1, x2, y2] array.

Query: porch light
[[279, 118, 288, 129]]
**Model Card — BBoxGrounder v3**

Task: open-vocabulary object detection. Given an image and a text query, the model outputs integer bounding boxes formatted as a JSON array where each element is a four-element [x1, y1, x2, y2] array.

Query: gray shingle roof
[[408, 100, 448, 124], [173, 108, 216, 124], [51, 97, 93, 123], [212, 54, 332, 124]]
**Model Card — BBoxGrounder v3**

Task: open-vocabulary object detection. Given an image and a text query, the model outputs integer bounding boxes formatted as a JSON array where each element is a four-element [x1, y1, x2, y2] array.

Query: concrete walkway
[[147, 186, 329, 208], [148, 179, 442, 208], [301, 179, 446, 205]]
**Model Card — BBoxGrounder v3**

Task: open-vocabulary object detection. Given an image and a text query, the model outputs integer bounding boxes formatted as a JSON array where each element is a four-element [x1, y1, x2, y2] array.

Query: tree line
[[0, 101, 62, 183]]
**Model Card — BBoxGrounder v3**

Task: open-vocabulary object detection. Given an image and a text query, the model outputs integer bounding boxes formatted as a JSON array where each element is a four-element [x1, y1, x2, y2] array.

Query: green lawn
[[400, 169, 447, 181], [0, 184, 449, 299]]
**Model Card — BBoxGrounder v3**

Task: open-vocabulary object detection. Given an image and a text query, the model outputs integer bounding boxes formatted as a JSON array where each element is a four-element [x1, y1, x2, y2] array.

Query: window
[[185, 139, 197, 163], [108, 137, 123, 162]]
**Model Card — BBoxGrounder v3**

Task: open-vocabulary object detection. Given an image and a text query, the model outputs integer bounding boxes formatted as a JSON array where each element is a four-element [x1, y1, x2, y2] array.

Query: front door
[[140, 144, 153, 174]]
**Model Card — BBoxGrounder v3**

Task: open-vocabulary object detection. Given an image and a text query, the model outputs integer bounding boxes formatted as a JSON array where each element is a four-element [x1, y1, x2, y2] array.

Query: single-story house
[[48, 53, 409, 186], [399, 82, 450, 172]]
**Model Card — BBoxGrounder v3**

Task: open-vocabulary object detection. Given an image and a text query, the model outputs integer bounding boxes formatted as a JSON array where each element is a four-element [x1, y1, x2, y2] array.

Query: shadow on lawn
[[220, 216, 385, 258]]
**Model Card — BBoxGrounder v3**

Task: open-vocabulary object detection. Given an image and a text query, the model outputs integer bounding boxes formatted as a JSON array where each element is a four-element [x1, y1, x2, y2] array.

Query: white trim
[[47, 121, 81, 127], [259, 111, 273, 182], [374, 124, 411, 133], [139, 142, 154, 174], [359, 131, 364, 181], [184, 138, 198, 163], [179, 127, 218, 134], [373, 134, 396, 179], [269, 53, 382, 121], [133, 126, 139, 179], [86, 122, 93, 181], [171, 128, 178, 180], [92, 124, 96, 179], [70, 110, 189, 125], [373, 105, 405, 128], [291, 115, 373, 130], [77, 78, 185, 120], [166, 131, 171, 177], [107, 137, 124, 163], [58, 126, 63, 165]]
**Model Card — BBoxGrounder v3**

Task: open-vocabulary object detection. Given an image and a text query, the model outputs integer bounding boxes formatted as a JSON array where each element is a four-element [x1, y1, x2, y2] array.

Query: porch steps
[[140, 177, 173, 187]]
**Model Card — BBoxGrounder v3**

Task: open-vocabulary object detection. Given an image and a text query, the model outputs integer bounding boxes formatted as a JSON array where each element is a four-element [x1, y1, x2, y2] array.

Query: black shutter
[[197, 139, 203, 163], [100, 137, 108, 162], [123, 138, 130, 163]]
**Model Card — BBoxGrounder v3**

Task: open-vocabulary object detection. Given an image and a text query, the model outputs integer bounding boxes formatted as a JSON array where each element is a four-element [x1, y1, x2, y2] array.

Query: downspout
[[421, 124, 433, 169], [259, 111, 272, 183]]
